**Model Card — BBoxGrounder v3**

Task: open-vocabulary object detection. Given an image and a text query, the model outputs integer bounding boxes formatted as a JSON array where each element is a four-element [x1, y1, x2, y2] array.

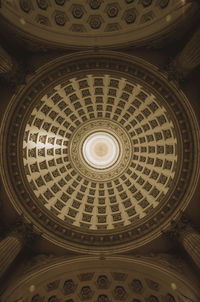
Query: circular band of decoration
[[0, 51, 199, 254]]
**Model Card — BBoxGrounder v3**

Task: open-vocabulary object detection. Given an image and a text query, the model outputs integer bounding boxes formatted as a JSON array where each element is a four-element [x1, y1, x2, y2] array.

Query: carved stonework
[[78, 272, 94, 281], [63, 279, 77, 295], [48, 296, 59, 302], [145, 279, 160, 291], [72, 5, 84, 19], [55, 12, 67, 26], [55, 0, 65, 5], [36, 0, 48, 10], [113, 286, 127, 300], [20, 0, 32, 13], [111, 272, 127, 281], [147, 295, 159, 302], [163, 213, 192, 242], [88, 15, 102, 29], [96, 275, 110, 289], [9, 216, 41, 245], [79, 286, 93, 300], [0, 55, 34, 93], [31, 294, 44, 302], [97, 295, 109, 302], [46, 280, 60, 292], [166, 58, 185, 86], [165, 293, 176, 302], [130, 279, 143, 293], [89, 0, 102, 9], [23, 254, 55, 273]]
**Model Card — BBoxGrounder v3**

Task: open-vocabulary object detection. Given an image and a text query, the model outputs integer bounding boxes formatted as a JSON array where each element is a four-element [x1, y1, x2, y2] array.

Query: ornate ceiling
[[23, 74, 178, 231], [2, 256, 200, 302], [0, 0, 198, 48], [0, 1, 200, 301], [1, 51, 199, 254]]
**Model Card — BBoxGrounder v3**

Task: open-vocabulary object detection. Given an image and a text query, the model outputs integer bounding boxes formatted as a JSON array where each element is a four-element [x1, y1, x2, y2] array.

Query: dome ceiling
[[0, 51, 199, 253], [0, 0, 198, 48], [23, 74, 178, 231], [2, 256, 200, 302]]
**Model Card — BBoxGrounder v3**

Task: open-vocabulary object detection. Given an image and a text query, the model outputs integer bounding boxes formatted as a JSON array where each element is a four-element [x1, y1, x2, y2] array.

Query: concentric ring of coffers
[[1, 256, 199, 302], [0, 0, 199, 49], [0, 51, 199, 253]]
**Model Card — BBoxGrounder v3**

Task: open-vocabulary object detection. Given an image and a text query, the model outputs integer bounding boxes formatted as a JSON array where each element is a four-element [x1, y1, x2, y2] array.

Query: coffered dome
[[2, 256, 200, 302], [22, 74, 178, 231], [0, 51, 199, 253], [0, 0, 198, 49]]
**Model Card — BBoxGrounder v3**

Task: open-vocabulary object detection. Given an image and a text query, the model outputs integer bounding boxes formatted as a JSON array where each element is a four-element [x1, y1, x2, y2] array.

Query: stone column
[[0, 45, 13, 74], [176, 26, 200, 77], [167, 25, 200, 82], [164, 214, 200, 271], [0, 219, 38, 279], [0, 234, 24, 279], [179, 224, 200, 270]]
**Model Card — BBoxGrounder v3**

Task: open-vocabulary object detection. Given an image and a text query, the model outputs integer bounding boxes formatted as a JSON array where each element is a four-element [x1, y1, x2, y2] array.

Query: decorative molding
[[166, 58, 185, 87], [163, 213, 193, 242], [0, 54, 35, 93]]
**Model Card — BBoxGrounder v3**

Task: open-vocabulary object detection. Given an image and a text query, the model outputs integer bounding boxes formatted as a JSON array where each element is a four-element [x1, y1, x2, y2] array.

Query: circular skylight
[[82, 132, 120, 169]]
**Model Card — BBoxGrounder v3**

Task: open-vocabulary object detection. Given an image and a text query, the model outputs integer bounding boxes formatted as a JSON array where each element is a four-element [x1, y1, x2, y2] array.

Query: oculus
[[82, 132, 120, 169]]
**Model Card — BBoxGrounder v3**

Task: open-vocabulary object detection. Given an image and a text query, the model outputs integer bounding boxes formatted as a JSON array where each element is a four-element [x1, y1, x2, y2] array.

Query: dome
[[0, 0, 198, 49], [1, 51, 199, 253], [2, 256, 200, 302]]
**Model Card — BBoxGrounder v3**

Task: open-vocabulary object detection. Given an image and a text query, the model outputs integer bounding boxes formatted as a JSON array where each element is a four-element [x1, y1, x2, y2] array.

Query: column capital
[[3, 216, 42, 245], [0, 44, 35, 93], [166, 58, 185, 87], [162, 212, 193, 242]]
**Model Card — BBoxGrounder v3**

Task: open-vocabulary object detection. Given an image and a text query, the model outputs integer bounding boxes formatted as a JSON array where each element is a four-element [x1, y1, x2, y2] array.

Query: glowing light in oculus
[[82, 132, 120, 169]]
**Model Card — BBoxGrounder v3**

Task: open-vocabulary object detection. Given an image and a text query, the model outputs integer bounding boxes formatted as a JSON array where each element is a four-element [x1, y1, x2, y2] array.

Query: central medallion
[[82, 132, 120, 169], [70, 119, 132, 181]]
